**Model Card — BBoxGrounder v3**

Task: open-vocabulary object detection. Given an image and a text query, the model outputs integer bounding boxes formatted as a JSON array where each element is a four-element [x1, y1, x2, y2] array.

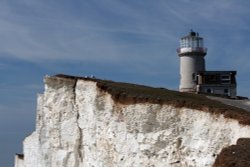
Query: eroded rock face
[[17, 76, 250, 167], [213, 138, 250, 167]]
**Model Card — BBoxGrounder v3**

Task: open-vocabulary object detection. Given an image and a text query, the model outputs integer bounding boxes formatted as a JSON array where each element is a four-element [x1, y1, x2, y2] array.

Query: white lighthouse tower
[[177, 30, 207, 92]]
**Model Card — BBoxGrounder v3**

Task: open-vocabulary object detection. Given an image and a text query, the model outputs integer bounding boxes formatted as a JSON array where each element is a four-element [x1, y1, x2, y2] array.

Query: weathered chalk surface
[[16, 75, 250, 167]]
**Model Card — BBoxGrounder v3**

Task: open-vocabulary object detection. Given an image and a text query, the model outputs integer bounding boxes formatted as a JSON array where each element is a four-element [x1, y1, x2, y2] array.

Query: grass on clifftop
[[55, 74, 250, 125]]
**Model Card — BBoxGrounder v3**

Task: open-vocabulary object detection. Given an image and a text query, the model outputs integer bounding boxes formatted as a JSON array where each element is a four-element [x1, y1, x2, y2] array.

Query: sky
[[1, 0, 250, 166]]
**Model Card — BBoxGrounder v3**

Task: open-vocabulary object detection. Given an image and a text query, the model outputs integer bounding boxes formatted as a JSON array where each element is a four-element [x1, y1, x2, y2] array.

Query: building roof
[[180, 30, 203, 40], [198, 71, 237, 75]]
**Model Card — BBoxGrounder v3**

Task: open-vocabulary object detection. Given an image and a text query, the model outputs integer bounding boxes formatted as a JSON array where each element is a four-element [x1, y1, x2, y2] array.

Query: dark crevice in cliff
[[76, 114, 83, 162], [54, 74, 250, 126], [72, 78, 77, 103], [72, 79, 83, 163]]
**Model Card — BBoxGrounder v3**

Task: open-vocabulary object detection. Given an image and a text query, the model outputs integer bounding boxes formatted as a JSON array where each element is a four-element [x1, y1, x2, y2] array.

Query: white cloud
[[0, 0, 176, 63], [0, 0, 249, 71]]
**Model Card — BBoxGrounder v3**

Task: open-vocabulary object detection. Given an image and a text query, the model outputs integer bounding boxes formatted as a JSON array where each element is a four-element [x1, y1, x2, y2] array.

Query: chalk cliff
[[16, 75, 250, 167]]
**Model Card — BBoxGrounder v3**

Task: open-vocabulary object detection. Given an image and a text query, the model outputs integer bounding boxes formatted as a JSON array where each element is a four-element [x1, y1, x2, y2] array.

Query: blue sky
[[1, 0, 250, 166]]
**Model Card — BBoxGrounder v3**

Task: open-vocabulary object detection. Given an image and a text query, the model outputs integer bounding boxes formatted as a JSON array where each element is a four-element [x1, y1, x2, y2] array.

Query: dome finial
[[190, 29, 196, 36]]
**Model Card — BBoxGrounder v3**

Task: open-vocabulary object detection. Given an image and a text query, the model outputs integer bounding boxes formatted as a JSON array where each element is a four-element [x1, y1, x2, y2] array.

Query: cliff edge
[[16, 74, 250, 167]]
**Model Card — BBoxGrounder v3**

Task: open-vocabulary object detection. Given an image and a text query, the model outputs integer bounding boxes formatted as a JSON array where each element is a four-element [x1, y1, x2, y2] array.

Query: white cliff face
[[18, 76, 250, 167], [14, 155, 24, 167]]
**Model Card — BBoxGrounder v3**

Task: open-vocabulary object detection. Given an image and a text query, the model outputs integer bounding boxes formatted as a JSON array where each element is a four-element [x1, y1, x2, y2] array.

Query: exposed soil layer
[[213, 138, 250, 167], [54, 74, 250, 125]]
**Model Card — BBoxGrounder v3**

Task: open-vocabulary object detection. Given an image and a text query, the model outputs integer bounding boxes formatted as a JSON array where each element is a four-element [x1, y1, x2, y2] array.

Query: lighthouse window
[[221, 75, 230, 80], [204, 74, 220, 84], [221, 80, 230, 84], [224, 89, 229, 94], [221, 75, 230, 84], [186, 38, 190, 47], [192, 73, 196, 81], [192, 38, 196, 48], [206, 88, 212, 93], [180, 39, 189, 48]]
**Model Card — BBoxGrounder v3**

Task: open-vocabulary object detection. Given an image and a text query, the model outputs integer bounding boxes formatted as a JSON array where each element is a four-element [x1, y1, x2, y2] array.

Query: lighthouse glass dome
[[180, 31, 203, 48]]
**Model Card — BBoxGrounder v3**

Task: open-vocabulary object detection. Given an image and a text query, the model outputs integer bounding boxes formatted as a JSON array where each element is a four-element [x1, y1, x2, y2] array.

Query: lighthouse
[[176, 30, 237, 98], [177, 30, 207, 92]]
